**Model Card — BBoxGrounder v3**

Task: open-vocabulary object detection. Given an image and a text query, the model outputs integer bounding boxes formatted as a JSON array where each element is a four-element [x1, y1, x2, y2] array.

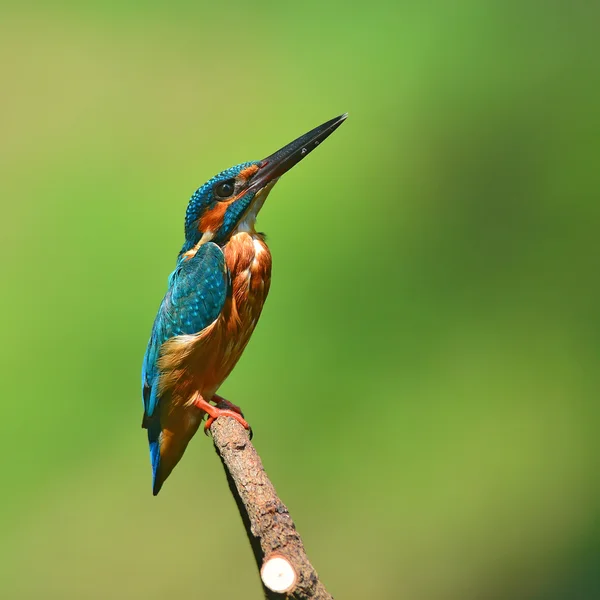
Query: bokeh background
[[1, 2, 598, 599]]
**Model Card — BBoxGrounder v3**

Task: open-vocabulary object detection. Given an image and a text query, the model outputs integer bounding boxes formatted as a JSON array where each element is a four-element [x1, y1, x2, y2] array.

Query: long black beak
[[249, 113, 348, 191]]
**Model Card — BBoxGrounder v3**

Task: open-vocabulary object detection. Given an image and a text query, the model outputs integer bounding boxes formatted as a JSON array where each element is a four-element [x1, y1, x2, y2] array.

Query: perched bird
[[142, 114, 347, 494]]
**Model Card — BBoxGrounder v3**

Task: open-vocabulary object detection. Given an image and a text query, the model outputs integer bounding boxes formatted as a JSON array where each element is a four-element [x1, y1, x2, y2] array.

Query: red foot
[[212, 394, 245, 416], [193, 395, 253, 438]]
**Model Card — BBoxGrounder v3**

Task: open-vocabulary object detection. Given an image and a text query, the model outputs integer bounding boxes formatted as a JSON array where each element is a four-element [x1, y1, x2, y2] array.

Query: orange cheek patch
[[238, 164, 259, 181], [199, 201, 229, 234]]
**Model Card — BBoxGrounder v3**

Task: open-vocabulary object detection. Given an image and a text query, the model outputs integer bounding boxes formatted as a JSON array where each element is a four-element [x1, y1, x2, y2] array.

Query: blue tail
[[146, 418, 163, 496]]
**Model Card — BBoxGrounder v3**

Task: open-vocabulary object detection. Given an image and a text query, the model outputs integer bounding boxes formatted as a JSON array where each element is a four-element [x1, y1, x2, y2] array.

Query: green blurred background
[[1, 1, 598, 598]]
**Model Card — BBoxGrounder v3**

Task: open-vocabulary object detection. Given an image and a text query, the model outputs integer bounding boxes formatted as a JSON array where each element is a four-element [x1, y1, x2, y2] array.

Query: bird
[[142, 114, 347, 495]]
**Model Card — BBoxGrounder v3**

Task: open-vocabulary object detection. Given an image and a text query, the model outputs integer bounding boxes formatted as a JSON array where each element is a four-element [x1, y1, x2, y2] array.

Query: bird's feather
[[142, 242, 229, 416], [141, 242, 229, 491]]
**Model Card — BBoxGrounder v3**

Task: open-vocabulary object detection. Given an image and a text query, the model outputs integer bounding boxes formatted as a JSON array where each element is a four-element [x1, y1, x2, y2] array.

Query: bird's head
[[180, 114, 347, 257]]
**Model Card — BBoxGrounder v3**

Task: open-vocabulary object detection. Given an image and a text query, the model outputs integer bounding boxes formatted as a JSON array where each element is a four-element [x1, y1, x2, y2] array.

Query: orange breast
[[187, 232, 272, 399], [157, 232, 272, 407]]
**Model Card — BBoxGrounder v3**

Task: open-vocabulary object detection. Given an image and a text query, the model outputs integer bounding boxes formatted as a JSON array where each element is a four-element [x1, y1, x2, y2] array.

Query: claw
[[193, 395, 253, 439], [204, 410, 252, 437]]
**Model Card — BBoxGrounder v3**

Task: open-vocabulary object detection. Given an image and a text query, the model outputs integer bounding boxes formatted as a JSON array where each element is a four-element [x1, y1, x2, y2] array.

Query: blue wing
[[141, 242, 229, 485]]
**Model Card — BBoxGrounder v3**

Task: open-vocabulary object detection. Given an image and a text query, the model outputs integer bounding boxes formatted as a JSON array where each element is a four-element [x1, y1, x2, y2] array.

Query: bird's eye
[[214, 180, 235, 199]]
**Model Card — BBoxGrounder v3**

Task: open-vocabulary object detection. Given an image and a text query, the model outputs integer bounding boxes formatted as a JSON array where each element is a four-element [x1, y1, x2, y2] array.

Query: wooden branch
[[209, 416, 333, 600]]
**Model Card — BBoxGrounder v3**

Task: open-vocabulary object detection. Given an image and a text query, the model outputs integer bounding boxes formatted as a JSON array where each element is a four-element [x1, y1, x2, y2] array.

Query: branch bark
[[209, 416, 333, 600]]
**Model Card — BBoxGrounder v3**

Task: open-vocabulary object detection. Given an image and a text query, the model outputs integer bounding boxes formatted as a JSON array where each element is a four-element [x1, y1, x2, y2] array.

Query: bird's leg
[[193, 394, 252, 438]]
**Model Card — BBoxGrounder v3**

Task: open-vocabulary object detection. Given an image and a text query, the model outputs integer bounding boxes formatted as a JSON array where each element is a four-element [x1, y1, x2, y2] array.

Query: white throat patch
[[235, 179, 278, 233]]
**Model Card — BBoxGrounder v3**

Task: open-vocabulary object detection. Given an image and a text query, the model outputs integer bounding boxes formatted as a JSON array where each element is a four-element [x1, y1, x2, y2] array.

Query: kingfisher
[[142, 114, 347, 495]]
